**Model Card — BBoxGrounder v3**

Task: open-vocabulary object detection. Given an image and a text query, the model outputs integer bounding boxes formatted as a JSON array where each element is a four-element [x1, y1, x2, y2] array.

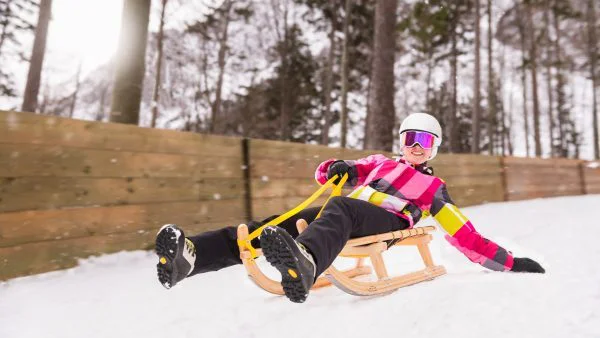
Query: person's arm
[[314, 154, 390, 187], [429, 185, 544, 273]]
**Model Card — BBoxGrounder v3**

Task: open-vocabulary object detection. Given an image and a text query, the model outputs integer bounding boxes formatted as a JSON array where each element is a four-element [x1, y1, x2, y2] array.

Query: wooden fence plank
[[0, 110, 242, 157], [0, 177, 243, 212], [0, 231, 155, 280], [252, 196, 330, 220], [251, 178, 322, 199], [0, 199, 245, 248], [0, 143, 243, 179]]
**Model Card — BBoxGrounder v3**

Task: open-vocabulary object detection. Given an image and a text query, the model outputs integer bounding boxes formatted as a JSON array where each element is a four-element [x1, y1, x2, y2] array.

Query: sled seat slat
[[237, 221, 446, 298]]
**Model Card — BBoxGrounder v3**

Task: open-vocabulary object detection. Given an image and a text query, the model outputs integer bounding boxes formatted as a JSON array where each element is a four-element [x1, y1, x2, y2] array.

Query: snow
[[1, 195, 600, 338]]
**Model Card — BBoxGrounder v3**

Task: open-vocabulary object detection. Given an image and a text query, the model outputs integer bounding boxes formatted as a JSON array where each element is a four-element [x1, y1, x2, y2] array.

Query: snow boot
[[155, 224, 196, 289], [260, 226, 316, 303]]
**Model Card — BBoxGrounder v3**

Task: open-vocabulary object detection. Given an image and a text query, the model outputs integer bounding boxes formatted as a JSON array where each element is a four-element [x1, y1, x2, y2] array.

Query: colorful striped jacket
[[314, 154, 514, 272]]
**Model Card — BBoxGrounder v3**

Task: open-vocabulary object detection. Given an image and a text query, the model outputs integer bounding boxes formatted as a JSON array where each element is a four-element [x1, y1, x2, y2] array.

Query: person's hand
[[326, 160, 352, 184], [511, 257, 545, 273]]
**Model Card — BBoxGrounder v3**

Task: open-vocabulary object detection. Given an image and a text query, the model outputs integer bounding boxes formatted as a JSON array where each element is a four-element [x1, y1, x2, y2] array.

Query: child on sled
[[155, 113, 545, 303]]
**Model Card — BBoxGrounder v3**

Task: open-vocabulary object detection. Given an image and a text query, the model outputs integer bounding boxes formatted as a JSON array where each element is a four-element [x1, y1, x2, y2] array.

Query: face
[[401, 144, 432, 165]]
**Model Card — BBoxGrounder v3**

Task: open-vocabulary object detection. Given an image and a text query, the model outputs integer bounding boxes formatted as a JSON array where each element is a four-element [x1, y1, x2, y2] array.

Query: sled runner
[[237, 220, 446, 296], [236, 173, 446, 297]]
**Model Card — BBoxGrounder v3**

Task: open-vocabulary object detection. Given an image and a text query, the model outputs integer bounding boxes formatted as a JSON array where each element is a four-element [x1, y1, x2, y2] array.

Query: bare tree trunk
[[340, 0, 351, 148], [526, 1, 542, 157], [499, 44, 506, 156], [363, 65, 372, 149], [320, 9, 336, 145], [544, 1, 555, 157], [449, 26, 458, 153], [110, 0, 151, 125], [96, 86, 108, 122], [587, 0, 599, 159], [553, 7, 567, 157], [507, 75, 514, 156], [472, 0, 481, 153], [22, 0, 52, 113], [517, 5, 530, 157], [425, 54, 434, 112], [211, 0, 232, 134], [151, 0, 168, 128], [365, 0, 397, 152], [68, 60, 82, 118], [486, 0, 496, 155], [277, 1, 292, 141]]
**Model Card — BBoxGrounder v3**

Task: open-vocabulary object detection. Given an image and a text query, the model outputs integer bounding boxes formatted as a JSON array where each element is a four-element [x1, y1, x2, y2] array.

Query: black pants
[[188, 197, 409, 277]]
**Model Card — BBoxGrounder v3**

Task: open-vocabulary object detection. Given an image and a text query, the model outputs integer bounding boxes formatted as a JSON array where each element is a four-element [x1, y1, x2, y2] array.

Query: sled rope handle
[[237, 173, 349, 259]]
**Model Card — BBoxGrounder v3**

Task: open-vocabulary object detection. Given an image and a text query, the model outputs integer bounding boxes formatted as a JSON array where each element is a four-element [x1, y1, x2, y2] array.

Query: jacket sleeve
[[314, 154, 390, 187], [429, 185, 515, 271]]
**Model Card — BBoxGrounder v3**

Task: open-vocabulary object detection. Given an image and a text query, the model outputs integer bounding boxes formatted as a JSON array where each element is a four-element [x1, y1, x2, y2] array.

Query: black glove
[[511, 257, 545, 273], [326, 160, 352, 184]]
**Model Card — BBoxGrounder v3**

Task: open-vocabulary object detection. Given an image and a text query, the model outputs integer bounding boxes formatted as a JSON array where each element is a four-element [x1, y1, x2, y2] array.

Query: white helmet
[[399, 113, 442, 160]]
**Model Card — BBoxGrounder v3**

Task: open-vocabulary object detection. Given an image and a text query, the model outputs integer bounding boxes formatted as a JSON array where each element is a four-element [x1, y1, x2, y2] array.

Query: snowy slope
[[1, 195, 600, 338]]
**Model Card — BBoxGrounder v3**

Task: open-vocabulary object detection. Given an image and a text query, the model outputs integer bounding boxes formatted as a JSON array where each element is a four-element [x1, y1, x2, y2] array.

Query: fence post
[[241, 138, 253, 223], [579, 161, 588, 195], [499, 156, 509, 201]]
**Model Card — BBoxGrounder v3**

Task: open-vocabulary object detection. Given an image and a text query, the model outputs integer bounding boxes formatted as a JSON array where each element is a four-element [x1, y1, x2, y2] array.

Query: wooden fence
[[0, 111, 245, 280], [1, 110, 600, 280]]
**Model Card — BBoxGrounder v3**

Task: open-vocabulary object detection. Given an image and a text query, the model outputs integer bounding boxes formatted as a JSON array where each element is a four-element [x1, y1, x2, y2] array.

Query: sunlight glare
[[48, 0, 123, 72]]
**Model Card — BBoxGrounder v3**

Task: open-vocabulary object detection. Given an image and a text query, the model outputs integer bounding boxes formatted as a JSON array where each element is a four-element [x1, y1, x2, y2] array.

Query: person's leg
[[296, 196, 409, 277], [186, 206, 321, 276], [259, 196, 409, 302]]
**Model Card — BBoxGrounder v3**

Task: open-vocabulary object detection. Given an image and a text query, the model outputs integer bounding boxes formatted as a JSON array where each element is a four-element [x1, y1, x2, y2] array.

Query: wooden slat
[[250, 158, 326, 179], [447, 185, 505, 206], [435, 164, 503, 178], [0, 143, 242, 179], [441, 174, 503, 187], [0, 199, 245, 248], [0, 231, 155, 280], [431, 154, 501, 166], [249, 138, 393, 161], [252, 196, 330, 220], [0, 110, 242, 157], [0, 177, 243, 212], [503, 156, 582, 167], [251, 178, 322, 199]]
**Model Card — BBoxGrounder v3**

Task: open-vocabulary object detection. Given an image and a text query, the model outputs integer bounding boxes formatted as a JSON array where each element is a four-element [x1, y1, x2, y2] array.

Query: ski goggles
[[400, 131, 437, 149]]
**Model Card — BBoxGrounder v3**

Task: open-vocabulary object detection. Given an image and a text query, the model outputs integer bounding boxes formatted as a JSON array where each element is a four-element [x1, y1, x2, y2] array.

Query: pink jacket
[[315, 154, 514, 272]]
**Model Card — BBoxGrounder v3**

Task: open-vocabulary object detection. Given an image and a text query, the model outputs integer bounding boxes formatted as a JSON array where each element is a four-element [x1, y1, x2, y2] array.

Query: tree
[[445, 0, 474, 153], [320, 1, 337, 145], [543, 0, 555, 157], [300, 0, 374, 147], [472, 0, 481, 153], [525, 0, 542, 157], [586, 0, 599, 159], [110, 0, 151, 125], [0, 0, 37, 97], [399, 1, 451, 112], [68, 60, 82, 118], [150, 0, 169, 128], [364, 0, 396, 152], [340, 0, 351, 148], [486, 0, 496, 154], [21, 0, 51, 113]]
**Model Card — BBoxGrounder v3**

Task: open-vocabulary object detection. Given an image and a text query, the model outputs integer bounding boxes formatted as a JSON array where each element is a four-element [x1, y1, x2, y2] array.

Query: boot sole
[[155, 225, 183, 289], [261, 227, 310, 303]]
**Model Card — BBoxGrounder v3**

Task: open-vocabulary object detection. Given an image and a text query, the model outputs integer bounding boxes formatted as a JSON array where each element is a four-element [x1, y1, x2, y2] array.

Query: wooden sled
[[237, 219, 446, 297]]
